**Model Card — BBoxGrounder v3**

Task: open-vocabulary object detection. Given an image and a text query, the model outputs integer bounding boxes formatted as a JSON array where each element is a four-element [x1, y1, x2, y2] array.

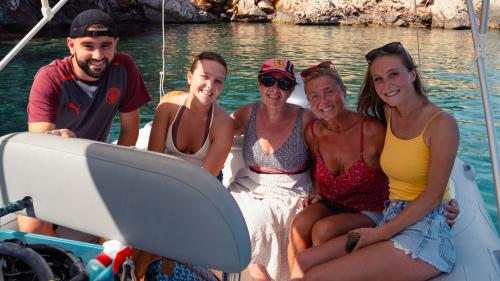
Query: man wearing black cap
[[22, 9, 151, 236]]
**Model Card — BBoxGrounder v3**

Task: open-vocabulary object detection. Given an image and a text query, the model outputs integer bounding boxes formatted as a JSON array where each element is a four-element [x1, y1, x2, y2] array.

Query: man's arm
[[28, 122, 76, 137], [117, 109, 140, 146], [28, 65, 78, 138], [29, 122, 55, 133]]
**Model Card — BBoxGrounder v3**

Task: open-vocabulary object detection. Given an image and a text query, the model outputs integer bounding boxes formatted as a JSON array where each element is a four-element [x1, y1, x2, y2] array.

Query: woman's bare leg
[[290, 213, 376, 278], [287, 203, 332, 271], [311, 213, 375, 246], [291, 233, 350, 279], [17, 215, 57, 236], [303, 241, 440, 281]]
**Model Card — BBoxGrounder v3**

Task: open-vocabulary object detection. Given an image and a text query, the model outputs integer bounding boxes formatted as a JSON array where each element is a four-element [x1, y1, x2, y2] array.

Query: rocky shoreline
[[1, 0, 499, 32]]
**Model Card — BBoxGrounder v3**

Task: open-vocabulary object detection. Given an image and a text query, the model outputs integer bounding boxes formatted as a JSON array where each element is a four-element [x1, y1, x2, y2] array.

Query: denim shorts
[[378, 200, 455, 273]]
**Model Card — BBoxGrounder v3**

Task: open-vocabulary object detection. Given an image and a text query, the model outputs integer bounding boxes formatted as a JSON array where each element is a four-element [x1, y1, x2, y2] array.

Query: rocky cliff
[[234, 0, 500, 29], [1, 0, 499, 32]]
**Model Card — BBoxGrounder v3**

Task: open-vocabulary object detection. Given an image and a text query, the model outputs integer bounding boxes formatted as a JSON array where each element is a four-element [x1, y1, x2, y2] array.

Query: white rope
[[158, 0, 166, 98], [414, 0, 422, 68]]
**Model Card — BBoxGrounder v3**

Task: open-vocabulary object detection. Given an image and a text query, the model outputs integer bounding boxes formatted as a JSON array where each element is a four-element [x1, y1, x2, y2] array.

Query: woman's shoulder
[[235, 102, 256, 112], [159, 91, 188, 105], [362, 116, 386, 136], [360, 116, 386, 151], [232, 103, 255, 121], [300, 106, 316, 118], [155, 92, 186, 115], [304, 118, 316, 137], [301, 108, 316, 129], [212, 104, 234, 138], [286, 103, 305, 111], [286, 103, 316, 124], [303, 119, 317, 153], [426, 107, 458, 134], [423, 106, 459, 153], [214, 104, 232, 122]]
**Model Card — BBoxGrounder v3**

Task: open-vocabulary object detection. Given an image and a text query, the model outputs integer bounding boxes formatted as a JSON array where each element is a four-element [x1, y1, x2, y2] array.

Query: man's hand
[[29, 122, 75, 138], [45, 129, 76, 138]]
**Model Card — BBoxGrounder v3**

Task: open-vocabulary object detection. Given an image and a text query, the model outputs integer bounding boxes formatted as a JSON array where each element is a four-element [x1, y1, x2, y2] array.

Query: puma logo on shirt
[[68, 102, 80, 115]]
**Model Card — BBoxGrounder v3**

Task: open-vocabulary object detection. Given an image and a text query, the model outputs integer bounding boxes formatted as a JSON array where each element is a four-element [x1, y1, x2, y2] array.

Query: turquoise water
[[1, 23, 499, 229]]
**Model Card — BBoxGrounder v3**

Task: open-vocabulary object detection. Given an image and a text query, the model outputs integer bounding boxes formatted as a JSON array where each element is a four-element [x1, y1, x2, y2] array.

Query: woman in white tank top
[[148, 52, 234, 177], [135, 52, 234, 280]]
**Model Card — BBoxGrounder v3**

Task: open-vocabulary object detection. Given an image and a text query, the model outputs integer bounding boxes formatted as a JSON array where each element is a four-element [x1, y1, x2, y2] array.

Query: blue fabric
[[379, 200, 456, 273], [145, 259, 218, 281]]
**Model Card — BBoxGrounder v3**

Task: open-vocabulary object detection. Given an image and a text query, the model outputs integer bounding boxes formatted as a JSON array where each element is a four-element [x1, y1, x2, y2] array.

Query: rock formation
[[0, 0, 499, 32]]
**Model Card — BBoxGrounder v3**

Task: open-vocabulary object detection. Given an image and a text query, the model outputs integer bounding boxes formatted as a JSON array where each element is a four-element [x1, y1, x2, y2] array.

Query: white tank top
[[165, 96, 214, 166]]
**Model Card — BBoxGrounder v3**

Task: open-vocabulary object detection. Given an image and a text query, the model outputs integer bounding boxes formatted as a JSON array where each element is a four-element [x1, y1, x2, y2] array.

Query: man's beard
[[75, 53, 110, 79]]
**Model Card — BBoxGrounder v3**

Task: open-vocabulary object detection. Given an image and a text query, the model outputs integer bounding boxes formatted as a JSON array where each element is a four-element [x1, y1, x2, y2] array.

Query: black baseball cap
[[69, 9, 118, 38]]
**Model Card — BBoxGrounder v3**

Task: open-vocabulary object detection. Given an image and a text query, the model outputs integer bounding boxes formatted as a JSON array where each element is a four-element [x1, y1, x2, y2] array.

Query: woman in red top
[[288, 61, 459, 278], [287, 61, 389, 275]]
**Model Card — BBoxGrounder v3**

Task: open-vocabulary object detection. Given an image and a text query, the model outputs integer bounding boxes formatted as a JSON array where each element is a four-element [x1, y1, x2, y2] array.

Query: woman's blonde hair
[[303, 68, 346, 94]]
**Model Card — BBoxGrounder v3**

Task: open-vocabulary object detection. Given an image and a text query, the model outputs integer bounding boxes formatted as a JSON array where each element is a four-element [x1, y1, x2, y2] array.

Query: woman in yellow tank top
[[291, 42, 459, 281]]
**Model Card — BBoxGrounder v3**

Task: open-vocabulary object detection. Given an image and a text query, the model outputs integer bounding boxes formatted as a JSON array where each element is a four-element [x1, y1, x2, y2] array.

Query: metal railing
[[0, 0, 70, 72], [466, 0, 500, 223]]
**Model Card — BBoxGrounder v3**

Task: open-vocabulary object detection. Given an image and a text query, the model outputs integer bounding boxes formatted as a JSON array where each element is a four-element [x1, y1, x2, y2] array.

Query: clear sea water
[[1, 23, 499, 230]]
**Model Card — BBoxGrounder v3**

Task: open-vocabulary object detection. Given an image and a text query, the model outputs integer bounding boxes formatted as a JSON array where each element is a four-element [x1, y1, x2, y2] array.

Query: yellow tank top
[[380, 110, 450, 201]]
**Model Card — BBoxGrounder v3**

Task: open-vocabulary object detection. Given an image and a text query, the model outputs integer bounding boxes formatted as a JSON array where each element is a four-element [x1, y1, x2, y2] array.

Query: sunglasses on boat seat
[[365, 42, 408, 62], [300, 61, 337, 80], [259, 75, 295, 91]]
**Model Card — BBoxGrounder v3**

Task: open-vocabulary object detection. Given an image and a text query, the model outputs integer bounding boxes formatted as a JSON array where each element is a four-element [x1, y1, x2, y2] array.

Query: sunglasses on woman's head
[[300, 61, 336, 80], [259, 75, 295, 91], [365, 42, 405, 62]]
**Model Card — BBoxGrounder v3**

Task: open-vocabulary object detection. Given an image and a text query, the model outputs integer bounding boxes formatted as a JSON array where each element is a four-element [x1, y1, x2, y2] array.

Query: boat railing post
[[466, 0, 500, 225], [0, 0, 70, 72]]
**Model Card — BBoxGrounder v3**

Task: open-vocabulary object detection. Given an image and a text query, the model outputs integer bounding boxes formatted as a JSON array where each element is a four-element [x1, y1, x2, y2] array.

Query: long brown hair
[[357, 42, 426, 123]]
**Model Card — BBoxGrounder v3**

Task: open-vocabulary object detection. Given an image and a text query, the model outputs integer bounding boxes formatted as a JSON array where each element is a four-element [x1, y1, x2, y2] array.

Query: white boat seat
[[0, 132, 251, 273]]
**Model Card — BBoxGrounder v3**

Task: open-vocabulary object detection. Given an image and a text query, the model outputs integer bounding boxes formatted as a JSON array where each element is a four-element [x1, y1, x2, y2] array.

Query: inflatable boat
[[0, 1, 498, 280]]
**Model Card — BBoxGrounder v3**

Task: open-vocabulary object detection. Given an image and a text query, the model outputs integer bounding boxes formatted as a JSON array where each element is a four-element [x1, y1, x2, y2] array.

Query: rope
[[0, 197, 31, 217], [414, 0, 422, 69], [159, 0, 166, 98]]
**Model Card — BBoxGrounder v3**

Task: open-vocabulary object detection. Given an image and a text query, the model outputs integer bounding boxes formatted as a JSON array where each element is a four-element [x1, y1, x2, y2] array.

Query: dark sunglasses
[[259, 75, 295, 91], [365, 42, 406, 62], [300, 61, 336, 80]]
